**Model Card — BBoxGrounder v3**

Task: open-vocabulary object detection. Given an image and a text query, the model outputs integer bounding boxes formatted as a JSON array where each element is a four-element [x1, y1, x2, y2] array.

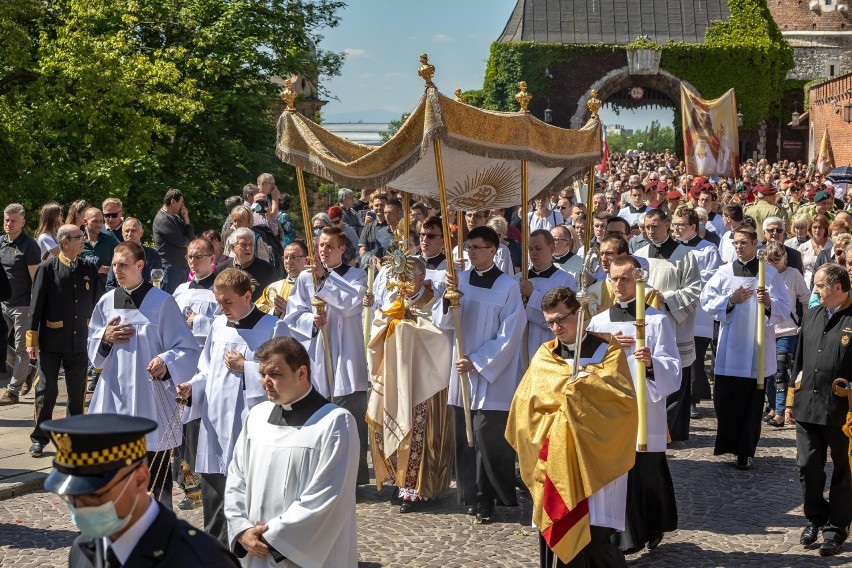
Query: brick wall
[[768, 0, 851, 32], [809, 73, 852, 166]]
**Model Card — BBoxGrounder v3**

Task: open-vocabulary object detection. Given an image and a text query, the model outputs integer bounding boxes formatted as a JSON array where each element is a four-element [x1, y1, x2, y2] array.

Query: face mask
[[67, 470, 139, 538], [312, 228, 322, 236], [698, 222, 706, 231]]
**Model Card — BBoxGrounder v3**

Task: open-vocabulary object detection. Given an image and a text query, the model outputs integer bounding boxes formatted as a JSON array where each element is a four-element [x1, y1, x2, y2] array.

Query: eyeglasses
[[185, 254, 212, 260], [419, 232, 441, 240], [463, 243, 493, 252], [766, 256, 784, 264], [544, 308, 578, 328], [765, 228, 785, 234], [66, 234, 84, 240], [103, 212, 122, 219]]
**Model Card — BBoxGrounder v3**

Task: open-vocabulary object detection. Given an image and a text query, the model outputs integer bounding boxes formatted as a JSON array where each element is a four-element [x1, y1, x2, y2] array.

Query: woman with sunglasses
[[763, 242, 809, 428]]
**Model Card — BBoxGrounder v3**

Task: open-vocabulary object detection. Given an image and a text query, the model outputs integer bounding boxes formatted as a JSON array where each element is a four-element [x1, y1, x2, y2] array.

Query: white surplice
[[188, 313, 284, 474], [173, 283, 220, 347], [515, 268, 577, 362], [681, 238, 723, 338], [432, 269, 527, 411], [225, 401, 359, 568], [555, 254, 584, 283], [88, 288, 201, 450], [587, 306, 682, 452], [701, 262, 790, 378], [284, 267, 368, 398], [634, 242, 701, 367]]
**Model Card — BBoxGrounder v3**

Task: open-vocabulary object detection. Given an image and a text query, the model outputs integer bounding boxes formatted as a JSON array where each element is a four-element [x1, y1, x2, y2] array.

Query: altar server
[[671, 207, 723, 415], [283, 226, 370, 485], [518, 229, 577, 362], [171, 237, 220, 509], [507, 286, 637, 567], [434, 225, 526, 522], [88, 241, 200, 509], [177, 268, 283, 543], [634, 209, 701, 441], [701, 226, 790, 469], [587, 257, 681, 554], [225, 337, 359, 567]]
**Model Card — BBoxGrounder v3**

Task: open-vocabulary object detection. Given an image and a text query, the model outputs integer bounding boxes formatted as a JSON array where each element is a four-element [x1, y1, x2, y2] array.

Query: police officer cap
[[42, 414, 156, 496]]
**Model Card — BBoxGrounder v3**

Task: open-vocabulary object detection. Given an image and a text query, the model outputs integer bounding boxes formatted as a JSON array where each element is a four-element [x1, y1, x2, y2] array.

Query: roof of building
[[497, 0, 731, 45]]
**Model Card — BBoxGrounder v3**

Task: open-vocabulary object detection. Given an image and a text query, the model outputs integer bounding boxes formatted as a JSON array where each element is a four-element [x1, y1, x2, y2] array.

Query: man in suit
[[26, 225, 102, 458], [763, 216, 804, 275], [787, 263, 852, 557], [42, 413, 239, 568]]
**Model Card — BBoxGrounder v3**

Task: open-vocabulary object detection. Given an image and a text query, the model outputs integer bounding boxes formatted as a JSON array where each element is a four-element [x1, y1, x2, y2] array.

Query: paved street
[[0, 377, 850, 566]]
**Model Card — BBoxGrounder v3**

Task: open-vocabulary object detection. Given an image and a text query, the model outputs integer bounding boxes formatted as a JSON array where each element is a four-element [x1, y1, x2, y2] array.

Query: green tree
[[381, 112, 410, 142], [0, 0, 344, 229], [606, 121, 676, 154]]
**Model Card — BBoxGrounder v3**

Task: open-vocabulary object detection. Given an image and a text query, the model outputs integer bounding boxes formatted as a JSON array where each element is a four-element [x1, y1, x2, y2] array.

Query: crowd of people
[[3, 151, 852, 566]]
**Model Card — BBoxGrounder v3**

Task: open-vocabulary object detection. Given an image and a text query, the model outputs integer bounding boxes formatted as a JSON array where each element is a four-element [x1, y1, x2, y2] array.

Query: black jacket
[[28, 255, 102, 353], [69, 502, 239, 568], [792, 296, 852, 427]]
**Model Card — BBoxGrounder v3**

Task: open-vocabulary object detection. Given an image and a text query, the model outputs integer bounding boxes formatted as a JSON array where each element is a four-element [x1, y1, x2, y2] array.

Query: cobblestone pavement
[[0, 403, 850, 567]]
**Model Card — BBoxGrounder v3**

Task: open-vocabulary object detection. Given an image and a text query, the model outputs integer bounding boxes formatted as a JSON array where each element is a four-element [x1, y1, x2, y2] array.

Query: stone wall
[[786, 39, 852, 80]]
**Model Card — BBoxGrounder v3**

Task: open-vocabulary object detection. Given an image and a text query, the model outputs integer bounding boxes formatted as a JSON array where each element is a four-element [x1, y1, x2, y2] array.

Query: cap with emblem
[[754, 185, 777, 196], [813, 190, 832, 203], [42, 414, 156, 496]]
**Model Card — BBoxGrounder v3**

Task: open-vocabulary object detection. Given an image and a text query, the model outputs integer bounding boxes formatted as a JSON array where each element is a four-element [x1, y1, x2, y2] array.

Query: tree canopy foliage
[[606, 121, 676, 154], [0, 0, 344, 227]]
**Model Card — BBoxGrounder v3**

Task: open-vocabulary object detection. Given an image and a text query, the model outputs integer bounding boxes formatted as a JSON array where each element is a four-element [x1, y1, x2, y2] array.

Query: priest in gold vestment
[[507, 286, 638, 567], [367, 257, 454, 513]]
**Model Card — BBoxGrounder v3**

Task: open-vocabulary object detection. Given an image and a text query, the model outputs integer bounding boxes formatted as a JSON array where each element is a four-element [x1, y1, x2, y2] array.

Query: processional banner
[[680, 86, 739, 178]]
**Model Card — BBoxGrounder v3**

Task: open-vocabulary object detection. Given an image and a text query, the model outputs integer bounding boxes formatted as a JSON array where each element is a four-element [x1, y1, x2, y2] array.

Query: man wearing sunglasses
[[42, 414, 238, 567], [102, 198, 125, 243]]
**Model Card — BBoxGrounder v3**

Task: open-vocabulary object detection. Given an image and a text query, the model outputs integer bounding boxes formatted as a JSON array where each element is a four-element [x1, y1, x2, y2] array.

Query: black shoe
[[819, 537, 842, 557], [690, 404, 700, 419], [465, 505, 476, 516], [29, 442, 43, 458], [475, 501, 494, 522], [647, 532, 663, 549], [86, 377, 98, 393], [735, 456, 752, 470], [399, 500, 420, 514], [177, 496, 198, 510], [800, 523, 821, 547]]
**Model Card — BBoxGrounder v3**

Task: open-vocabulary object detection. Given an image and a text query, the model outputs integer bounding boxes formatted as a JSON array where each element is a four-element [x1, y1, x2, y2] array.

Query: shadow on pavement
[[627, 540, 851, 567], [0, 522, 77, 550]]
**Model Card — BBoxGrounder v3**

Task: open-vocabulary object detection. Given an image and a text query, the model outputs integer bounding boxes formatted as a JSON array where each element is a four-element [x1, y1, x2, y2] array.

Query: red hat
[[327, 205, 344, 219], [643, 182, 656, 193], [692, 176, 707, 186], [666, 190, 682, 201], [656, 181, 668, 192], [754, 185, 777, 196]]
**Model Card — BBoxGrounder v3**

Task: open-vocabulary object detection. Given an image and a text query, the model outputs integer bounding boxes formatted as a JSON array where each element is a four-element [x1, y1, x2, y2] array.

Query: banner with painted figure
[[680, 86, 739, 178], [815, 127, 835, 176]]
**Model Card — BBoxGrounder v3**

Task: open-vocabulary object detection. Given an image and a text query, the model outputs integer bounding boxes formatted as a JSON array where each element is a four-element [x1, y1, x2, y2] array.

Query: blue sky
[[318, 0, 674, 130]]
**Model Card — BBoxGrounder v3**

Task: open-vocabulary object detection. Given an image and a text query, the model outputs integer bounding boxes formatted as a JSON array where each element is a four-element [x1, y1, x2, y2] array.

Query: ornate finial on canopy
[[454, 88, 463, 102], [281, 79, 297, 114], [418, 54, 435, 90], [587, 89, 602, 120], [516, 81, 532, 114]]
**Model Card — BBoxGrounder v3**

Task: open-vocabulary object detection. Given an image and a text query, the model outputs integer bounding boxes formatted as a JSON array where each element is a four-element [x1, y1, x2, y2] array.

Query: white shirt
[[108, 496, 159, 564]]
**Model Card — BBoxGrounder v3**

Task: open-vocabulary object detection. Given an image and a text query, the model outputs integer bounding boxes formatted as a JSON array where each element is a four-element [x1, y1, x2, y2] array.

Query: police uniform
[[27, 253, 102, 449], [41, 414, 240, 568], [789, 295, 852, 553]]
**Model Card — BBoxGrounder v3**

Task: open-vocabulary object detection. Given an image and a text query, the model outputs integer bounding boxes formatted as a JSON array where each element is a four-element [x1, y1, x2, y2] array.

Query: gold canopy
[[275, 88, 602, 209]]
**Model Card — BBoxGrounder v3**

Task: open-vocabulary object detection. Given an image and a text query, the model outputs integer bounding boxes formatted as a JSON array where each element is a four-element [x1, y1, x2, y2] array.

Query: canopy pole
[[434, 138, 474, 448], [584, 90, 603, 254], [282, 80, 335, 401]]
